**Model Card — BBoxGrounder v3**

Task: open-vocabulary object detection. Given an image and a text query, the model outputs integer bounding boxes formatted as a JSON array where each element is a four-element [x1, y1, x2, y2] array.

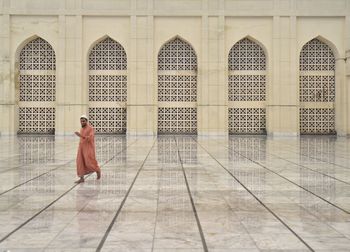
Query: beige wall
[[0, 0, 349, 136]]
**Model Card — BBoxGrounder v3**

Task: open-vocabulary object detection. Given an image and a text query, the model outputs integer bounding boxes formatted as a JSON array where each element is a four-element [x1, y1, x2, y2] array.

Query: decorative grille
[[19, 38, 56, 71], [158, 75, 197, 102], [299, 39, 335, 134], [228, 108, 266, 134], [300, 75, 335, 102], [228, 38, 266, 134], [19, 75, 56, 102], [18, 38, 56, 134], [158, 37, 197, 134], [229, 38, 266, 71], [18, 107, 55, 134], [228, 75, 266, 101], [88, 37, 127, 133], [158, 108, 197, 134], [158, 38, 197, 71], [300, 108, 335, 134], [89, 37, 127, 70], [88, 107, 126, 134]]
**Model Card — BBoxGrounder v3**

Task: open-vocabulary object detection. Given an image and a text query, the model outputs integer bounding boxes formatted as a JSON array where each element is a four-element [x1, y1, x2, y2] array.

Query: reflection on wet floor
[[0, 135, 350, 251]]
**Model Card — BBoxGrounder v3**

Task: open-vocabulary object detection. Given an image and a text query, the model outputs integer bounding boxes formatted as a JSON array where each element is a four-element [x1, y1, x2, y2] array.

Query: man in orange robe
[[74, 115, 101, 183]]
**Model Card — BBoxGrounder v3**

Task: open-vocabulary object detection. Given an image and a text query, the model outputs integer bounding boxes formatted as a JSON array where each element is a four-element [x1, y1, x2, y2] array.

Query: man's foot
[[74, 178, 84, 184], [96, 171, 101, 180]]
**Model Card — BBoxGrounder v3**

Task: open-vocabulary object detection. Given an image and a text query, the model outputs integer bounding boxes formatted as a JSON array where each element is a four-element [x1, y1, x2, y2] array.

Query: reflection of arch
[[228, 37, 267, 135], [17, 36, 56, 134], [157, 36, 197, 134], [88, 36, 127, 134], [299, 38, 336, 135]]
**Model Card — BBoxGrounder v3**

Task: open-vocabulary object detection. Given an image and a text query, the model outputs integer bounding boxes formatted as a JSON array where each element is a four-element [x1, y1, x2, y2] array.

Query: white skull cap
[[80, 115, 88, 120]]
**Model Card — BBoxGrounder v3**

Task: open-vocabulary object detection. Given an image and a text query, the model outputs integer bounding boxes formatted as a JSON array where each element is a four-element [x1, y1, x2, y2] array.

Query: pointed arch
[[299, 37, 336, 135], [157, 35, 197, 134], [87, 35, 127, 134], [228, 36, 267, 135], [299, 35, 339, 60], [15, 35, 56, 62], [17, 36, 56, 134], [158, 35, 197, 71], [88, 36, 127, 71]]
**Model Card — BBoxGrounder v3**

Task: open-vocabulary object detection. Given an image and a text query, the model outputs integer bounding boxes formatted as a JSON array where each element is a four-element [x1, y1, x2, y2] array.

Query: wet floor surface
[[0, 135, 350, 251]]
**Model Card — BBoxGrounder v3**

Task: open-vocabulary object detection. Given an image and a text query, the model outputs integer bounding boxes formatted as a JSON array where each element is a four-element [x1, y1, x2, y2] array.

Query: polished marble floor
[[0, 135, 350, 251]]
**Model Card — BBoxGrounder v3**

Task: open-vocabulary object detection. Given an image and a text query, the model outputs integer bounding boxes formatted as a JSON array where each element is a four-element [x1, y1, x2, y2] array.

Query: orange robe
[[76, 124, 100, 177]]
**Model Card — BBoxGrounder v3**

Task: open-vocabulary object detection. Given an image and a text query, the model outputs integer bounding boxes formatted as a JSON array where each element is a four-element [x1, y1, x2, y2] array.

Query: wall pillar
[[268, 15, 298, 136]]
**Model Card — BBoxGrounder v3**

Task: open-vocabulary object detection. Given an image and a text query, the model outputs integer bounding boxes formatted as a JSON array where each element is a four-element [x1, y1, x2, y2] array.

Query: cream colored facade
[[0, 0, 349, 136]]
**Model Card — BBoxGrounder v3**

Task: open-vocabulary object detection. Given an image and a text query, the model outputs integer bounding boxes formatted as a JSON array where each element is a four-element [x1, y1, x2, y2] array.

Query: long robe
[[76, 124, 100, 177]]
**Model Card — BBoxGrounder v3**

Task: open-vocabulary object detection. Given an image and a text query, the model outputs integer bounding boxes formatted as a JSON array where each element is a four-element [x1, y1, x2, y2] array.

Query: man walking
[[74, 115, 101, 183]]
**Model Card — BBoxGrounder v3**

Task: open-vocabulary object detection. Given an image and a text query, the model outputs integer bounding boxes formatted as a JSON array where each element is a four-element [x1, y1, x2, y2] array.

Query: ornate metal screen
[[88, 37, 127, 134], [299, 39, 335, 134], [18, 38, 56, 134], [158, 37, 197, 134], [228, 38, 266, 134]]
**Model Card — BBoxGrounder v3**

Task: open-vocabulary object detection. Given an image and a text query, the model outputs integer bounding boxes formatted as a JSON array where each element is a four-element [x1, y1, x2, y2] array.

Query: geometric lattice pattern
[[300, 108, 335, 134], [300, 39, 335, 71], [19, 75, 56, 102], [229, 38, 266, 71], [18, 38, 56, 134], [158, 37, 197, 134], [228, 108, 266, 134], [18, 107, 55, 134], [89, 37, 127, 134], [228, 38, 266, 134], [158, 38, 197, 71], [158, 108, 197, 134], [299, 39, 335, 134], [300, 75, 335, 102], [158, 75, 196, 102], [19, 38, 56, 71], [89, 37, 127, 70], [88, 107, 127, 134], [228, 75, 266, 101], [89, 75, 127, 102]]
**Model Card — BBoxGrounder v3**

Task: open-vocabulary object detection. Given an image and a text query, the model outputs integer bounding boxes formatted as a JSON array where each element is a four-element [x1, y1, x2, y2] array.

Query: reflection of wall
[[229, 136, 266, 162], [299, 137, 336, 218], [18, 136, 55, 164], [157, 136, 198, 213], [18, 136, 56, 193], [228, 137, 266, 211], [95, 135, 127, 164], [95, 136, 127, 197]]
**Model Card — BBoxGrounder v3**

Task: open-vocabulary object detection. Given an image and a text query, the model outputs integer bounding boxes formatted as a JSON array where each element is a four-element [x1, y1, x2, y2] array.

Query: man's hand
[[74, 131, 81, 137]]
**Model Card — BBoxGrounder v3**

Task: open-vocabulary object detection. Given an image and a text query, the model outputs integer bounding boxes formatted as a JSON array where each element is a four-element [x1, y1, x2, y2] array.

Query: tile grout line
[[0, 143, 77, 175], [0, 139, 138, 244], [276, 140, 350, 170], [42, 138, 139, 251], [96, 137, 157, 252], [193, 137, 315, 252], [264, 149, 350, 186], [0, 159, 74, 197], [215, 138, 350, 215], [175, 136, 208, 252], [151, 140, 161, 252]]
